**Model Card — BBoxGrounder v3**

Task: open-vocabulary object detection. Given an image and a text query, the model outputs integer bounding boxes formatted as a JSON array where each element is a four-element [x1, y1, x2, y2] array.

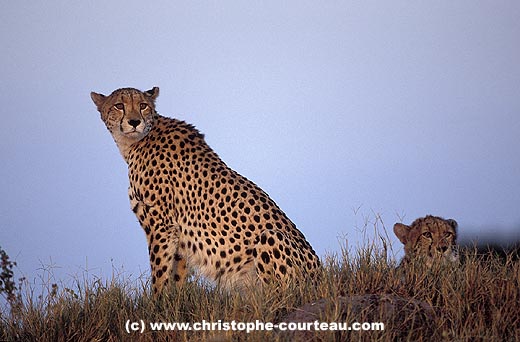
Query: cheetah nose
[[128, 119, 141, 128], [438, 246, 448, 253]]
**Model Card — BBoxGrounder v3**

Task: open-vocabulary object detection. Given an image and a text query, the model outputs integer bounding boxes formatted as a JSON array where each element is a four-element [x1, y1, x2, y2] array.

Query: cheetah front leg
[[147, 225, 188, 297], [130, 191, 187, 297]]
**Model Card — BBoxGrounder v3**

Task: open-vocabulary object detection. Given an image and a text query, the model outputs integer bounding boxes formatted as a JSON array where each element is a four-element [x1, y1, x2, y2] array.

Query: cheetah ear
[[393, 223, 411, 244], [446, 219, 458, 234], [144, 87, 159, 101], [90, 92, 106, 111]]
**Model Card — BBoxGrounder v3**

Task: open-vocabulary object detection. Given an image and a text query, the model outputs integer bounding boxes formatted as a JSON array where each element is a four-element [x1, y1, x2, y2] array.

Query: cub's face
[[394, 215, 458, 267], [90, 87, 159, 145]]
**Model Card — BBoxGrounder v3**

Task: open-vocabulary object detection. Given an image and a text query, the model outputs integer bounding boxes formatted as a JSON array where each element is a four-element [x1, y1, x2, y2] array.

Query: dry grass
[[1, 236, 519, 341]]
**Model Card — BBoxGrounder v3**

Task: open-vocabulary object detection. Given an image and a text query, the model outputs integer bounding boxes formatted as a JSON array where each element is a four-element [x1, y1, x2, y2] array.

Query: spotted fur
[[91, 87, 320, 296]]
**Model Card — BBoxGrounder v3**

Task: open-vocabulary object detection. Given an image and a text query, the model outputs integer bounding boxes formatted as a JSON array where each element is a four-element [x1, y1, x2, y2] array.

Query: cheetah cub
[[394, 215, 459, 268], [90, 87, 320, 296]]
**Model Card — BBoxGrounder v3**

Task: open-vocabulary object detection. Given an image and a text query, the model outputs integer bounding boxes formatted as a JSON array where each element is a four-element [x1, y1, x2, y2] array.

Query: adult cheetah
[[394, 215, 459, 268], [90, 87, 320, 296]]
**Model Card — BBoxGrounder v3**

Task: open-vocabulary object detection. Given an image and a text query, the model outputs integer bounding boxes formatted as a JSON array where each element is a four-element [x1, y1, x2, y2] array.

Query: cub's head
[[90, 87, 159, 150], [394, 215, 458, 267]]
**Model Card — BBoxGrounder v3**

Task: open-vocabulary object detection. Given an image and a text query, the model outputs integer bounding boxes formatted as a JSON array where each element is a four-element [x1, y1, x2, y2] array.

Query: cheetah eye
[[444, 232, 453, 238], [114, 103, 124, 110], [140, 103, 148, 110], [422, 232, 432, 239]]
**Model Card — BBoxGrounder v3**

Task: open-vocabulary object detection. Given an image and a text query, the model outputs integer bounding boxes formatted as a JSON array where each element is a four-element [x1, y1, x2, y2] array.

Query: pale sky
[[1, 1, 519, 288]]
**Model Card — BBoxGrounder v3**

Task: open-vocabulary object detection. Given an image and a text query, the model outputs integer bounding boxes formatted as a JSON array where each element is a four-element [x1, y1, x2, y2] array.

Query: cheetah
[[90, 86, 320, 296], [393, 215, 459, 268]]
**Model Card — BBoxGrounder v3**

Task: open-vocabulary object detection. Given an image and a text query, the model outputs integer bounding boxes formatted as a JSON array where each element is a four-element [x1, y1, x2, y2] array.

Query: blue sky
[[1, 1, 519, 288]]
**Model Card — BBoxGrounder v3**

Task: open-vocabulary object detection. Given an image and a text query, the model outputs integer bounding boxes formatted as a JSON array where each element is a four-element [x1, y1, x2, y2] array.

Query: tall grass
[[1, 234, 519, 341]]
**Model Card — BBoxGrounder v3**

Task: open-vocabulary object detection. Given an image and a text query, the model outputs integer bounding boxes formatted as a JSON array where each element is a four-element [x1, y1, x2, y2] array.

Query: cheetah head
[[91, 87, 159, 154], [394, 215, 459, 267]]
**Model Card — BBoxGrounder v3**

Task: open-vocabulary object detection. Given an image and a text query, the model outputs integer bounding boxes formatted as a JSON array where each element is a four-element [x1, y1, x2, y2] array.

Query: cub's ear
[[145, 87, 159, 101], [393, 223, 411, 244], [90, 92, 107, 111], [446, 219, 458, 236]]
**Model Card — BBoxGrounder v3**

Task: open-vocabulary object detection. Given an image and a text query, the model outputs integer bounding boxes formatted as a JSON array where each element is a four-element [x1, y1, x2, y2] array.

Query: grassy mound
[[1, 240, 518, 341]]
